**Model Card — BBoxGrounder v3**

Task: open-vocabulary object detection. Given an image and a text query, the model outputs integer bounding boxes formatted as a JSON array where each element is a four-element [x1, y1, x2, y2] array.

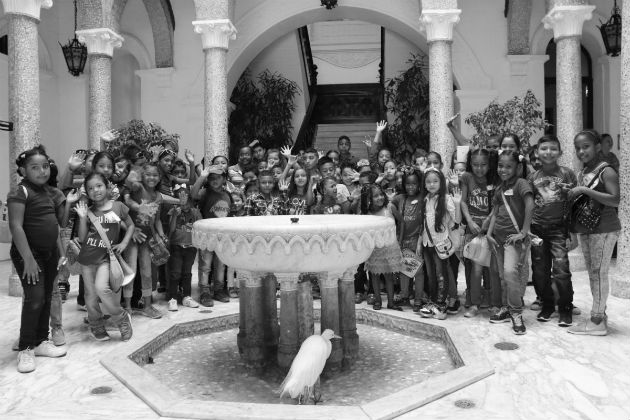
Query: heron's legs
[[312, 377, 322, 405]]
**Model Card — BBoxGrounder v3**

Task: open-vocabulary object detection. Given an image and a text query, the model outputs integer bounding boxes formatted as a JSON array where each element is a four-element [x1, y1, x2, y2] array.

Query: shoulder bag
[[87, 210, 135, 293], [568, 163, 608, 232]]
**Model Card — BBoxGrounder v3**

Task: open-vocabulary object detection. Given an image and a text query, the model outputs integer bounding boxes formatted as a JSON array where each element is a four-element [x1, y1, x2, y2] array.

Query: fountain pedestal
[[319, 272, 343, 371], [276, 273, 299, 369], [241, 271, 265, 367], [339, 267, 360, 365]]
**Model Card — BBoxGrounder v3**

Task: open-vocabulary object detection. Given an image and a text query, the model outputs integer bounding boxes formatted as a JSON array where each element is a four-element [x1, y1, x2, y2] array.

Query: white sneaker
[[17, 349, 36, 373], [168, 298, 178, 312], [34, 340, 67, 358], [182, 296, 199, 308]]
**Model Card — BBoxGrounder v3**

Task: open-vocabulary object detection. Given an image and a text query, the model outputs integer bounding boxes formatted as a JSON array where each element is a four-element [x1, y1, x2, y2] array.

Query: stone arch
[[227, 0, 491, 93], [118, 32, 152, 70], [140, 0, 175, 68]]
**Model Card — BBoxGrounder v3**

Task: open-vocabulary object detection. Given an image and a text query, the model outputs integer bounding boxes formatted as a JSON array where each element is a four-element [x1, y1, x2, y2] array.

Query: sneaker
[[90, 326, 111, 341], [488, 306, 501, 314], [77, 303, 87, 312], [157, 286, 167, 294], [228, 287, 239, 299], [214, 289, 230, 303], [419, 302, 436, 318], [446, 299, 461, 314], [17, 349, 36, 373], [433, 305, 447, 320], [354, 293, 365, 304], [51, 327, 66, 346], [530, 299, 542, 311], [139, 305, 163, 319], [567, 318, 607, 336], [490, 307, 511, 323], [34, 340, 67, 357], [558, 312, 573, 327], [510, 312, 527, 335], [464, 305, 479, 318], [182, 296, 200, 308], [537, 308, 554, 322], [168, 298, 178, 312], [199, 291, 214, 307], [118, 311, 133, 342], [366, 294, 376, 305], [572, 305, 581, 315]]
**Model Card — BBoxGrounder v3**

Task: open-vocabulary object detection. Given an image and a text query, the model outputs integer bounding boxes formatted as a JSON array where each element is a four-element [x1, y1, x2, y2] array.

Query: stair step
[[314, 123, 376, 160]]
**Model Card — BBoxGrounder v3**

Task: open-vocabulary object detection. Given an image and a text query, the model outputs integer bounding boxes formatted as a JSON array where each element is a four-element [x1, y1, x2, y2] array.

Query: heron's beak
[[333, 335, 342, 340]]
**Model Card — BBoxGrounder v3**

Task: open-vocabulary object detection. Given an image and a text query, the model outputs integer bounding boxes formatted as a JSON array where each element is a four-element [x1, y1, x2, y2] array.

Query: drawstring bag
[[463, 236, 491, 267], [148, 227, 170, 266]]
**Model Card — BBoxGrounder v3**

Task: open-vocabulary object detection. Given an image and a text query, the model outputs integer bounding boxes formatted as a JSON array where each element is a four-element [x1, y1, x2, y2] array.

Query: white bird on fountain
[[279, 329, 341, 405]]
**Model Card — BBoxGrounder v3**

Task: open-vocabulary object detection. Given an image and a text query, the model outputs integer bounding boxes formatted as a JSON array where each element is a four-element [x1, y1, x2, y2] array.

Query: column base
[[611, 273, 630, 299], [341, 330, 359, 367]]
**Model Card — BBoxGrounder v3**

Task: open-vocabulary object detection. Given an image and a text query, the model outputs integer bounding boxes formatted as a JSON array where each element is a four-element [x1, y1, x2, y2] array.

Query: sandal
[[373, 302, 382, 310], [413, 304, 422, 312]]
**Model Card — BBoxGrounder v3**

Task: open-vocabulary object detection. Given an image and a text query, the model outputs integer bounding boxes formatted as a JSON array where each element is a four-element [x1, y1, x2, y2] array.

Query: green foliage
[[464, 90, 548, 147], [229, 69, 301, 161], [384, 53, 430, 164], [105, 119, 179, 156]]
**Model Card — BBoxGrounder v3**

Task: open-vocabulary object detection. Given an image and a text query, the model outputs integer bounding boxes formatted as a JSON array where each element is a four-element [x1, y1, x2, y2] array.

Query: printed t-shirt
[[169, 207, 202, 247], [391, 194, 422, 250], [528, 166, 576, 226], [199, 188, 232, 218], [460, 171, 492, 226], [492, 178, 532, 243], [77, 201, 129, 265]]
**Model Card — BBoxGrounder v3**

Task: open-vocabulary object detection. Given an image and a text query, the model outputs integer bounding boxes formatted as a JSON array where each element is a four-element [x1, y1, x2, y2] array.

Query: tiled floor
[[0, 260, 629, 420]]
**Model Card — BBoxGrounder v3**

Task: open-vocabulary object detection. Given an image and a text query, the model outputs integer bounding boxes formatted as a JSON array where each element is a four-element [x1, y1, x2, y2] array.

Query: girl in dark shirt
[[8, 146, 68, 373]]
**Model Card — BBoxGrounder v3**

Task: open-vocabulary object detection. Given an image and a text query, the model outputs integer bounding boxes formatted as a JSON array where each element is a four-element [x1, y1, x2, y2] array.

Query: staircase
[[313, 123, 375, 160]]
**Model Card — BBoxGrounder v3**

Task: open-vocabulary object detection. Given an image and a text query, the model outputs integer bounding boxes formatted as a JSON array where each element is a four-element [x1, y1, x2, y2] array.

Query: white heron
[[279, 329, 341, 405]]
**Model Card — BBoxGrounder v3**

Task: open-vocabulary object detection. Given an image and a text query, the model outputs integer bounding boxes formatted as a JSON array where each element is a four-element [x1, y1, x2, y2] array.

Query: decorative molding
[[419, 9, 461, 42], [76, 28, 124, 57], [1, 0, 52, 21], [542, 5, 595, 40], [192, 18, 237, 50], [506, 54, 549, 76]]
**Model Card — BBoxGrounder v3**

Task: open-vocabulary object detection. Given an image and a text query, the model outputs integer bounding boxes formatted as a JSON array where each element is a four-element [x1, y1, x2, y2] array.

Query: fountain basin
[[192, 215, 396, 273]]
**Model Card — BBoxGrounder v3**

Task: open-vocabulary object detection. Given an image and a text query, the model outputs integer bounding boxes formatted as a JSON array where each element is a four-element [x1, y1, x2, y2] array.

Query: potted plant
[[103, 119, 180, 156]]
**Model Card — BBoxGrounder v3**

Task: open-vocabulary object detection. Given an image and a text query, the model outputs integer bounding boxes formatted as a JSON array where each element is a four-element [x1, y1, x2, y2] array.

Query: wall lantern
[[59, 0, 88, 76], [321, 0, 338, 10], [599, 0, 622, 57]]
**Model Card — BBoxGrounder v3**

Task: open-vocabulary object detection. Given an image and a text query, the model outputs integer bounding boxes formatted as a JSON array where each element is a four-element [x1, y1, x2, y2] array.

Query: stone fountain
[[192, 214, 396, 370]]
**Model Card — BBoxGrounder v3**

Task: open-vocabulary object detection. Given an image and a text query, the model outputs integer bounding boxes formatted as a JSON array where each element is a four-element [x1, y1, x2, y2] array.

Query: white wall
[[112, 50, 140, 128]]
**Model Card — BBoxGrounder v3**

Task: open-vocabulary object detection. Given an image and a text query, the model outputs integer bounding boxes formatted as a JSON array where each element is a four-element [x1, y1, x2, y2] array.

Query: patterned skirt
[[365, 241, 404, 274]]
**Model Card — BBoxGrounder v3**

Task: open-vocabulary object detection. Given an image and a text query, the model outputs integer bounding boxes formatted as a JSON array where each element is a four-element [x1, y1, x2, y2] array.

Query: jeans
[[168, 245, 196, 300], [11, 245, 58, 350], [82, 262, 124, 327], [579, 230, 620, 319], [423, 246, 449, 305], [494, 240, 528, 314], [198, 249, 225, 292], [50, 266, 65, 329], [531, 224, 573, 313], [124, 241, 153, 298]]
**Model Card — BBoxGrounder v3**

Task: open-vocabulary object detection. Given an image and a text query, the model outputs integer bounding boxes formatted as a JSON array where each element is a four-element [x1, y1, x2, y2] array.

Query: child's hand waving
[[75, 202, 88, 218]]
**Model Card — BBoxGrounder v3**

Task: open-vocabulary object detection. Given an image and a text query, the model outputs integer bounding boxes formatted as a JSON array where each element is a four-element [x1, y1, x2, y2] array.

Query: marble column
[[75, 28, 123, 150], [262, 273, 279, 358], [542, 5, 595, 169], [2, 0, 53, 297], [338, 266, 359, 366], [613, 0, 630, 299], [236, 271, 247, 355], [297, 274, 314, 346], [419, 9, 460, 167], [192, 19, 236, 162], [240, 271, 265, 367], [276, 273, 299, 369], [318, 272, 343, 371]]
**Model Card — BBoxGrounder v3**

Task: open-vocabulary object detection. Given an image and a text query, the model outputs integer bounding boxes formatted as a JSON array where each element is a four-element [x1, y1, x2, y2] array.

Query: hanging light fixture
[[599, 0, 622, 57], [321, 0, 338, 10], [59, 0, 88, 76]]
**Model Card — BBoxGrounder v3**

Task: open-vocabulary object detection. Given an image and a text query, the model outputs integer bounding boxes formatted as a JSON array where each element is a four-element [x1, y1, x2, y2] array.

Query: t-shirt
[[310, 201, 342, 215], [492, 178, 532, 243], [127, 187, 162, 237], [460, 172, 493, 226], [528, 166, 576, 226], [77, 201, 130, 265], [6, 180, 64, 251], [391, 194, 422, 250], [199, 188, 232, 219], [169, 207, 202, 247]]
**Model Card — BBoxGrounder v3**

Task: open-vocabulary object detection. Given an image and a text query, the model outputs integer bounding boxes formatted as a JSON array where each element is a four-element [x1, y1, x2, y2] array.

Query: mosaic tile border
[[101, 308, 493, 420]]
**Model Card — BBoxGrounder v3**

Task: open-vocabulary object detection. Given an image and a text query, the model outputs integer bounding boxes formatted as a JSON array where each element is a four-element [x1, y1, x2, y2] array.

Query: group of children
[[7, 121, 620, 374]]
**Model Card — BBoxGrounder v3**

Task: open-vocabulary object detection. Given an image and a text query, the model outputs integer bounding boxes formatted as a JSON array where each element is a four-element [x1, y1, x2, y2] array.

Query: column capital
[[318, 272, 342, 288], [275, 273, 298, 292], [419, 9, 461, 42], [76, 28, 124, 57], [542, 5, 595, 40], [1, 0, 52, 21], [192, 18, 237, 50]]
